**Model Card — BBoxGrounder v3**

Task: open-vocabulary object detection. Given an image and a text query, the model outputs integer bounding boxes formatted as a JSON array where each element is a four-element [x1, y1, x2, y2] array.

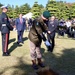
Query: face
[[19, 14, 22, 18], [3, 8, 8, 12], [50, 16, 55, 21]]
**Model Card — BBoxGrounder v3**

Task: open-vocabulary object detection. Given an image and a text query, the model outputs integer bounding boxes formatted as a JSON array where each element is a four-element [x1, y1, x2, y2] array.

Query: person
[[72, 17, 75, 26], [28, 10, 51, 70], [25, 18, 29, 31], [65, 19, 71, 28], [70, 17, 75, 38], [58, 19, 66, 36], [28, 18, 33, 31], [65, 19, 72, 37], [47, 16, 58, 52], [0, 5, 13, 56], [15, 14, 26, 44]]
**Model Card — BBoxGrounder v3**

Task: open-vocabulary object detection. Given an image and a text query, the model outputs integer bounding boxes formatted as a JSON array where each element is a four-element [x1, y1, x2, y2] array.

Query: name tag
[[2, 24, 6, 26]]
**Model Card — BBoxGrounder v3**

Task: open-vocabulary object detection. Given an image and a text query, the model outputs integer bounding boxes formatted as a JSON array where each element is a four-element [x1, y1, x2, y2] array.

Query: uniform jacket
[[28, 17, 48, 46], [48, 19, 58, 37], [15, 18, 26, 31], [0, 12, 13, 33]]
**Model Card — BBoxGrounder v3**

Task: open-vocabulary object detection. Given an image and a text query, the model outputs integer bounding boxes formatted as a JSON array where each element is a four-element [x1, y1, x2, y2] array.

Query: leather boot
[[37, 58, 45, 67], [32, 59, 38, 70]]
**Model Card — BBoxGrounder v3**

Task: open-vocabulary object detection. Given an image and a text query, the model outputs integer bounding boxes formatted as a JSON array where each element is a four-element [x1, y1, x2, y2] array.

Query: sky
[[0, 0, 75, 7]]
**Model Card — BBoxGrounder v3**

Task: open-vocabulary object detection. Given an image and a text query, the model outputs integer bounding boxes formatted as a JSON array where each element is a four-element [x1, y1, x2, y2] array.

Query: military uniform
[[28, 10, 51, 70], [0, 8, 13, 56], [28, 17, 50, 69], [28, 17, 48, 46]]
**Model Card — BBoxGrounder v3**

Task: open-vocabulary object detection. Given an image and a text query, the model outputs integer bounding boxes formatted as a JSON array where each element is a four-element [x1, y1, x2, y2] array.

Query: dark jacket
[[48, 19, 58, 38], [28, 17, 48, 46], [15, 18, 26, 31], [0, 12, 13, 33], [28, 18, 33, 26]]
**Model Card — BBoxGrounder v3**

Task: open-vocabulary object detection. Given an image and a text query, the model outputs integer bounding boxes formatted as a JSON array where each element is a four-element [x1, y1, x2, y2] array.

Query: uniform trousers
[[2, 33, 9, 53], [29, 41, 42, 60]]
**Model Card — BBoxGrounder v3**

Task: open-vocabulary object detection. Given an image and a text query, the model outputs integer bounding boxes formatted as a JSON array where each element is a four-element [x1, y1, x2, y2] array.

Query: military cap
[[43, 10, 51, 19], [1, 5, 8, 9]]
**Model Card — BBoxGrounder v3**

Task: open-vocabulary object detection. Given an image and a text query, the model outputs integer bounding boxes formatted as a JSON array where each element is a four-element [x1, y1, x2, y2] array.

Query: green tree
[[1, 1, 75, 20], [14, 5, 20, 18], [7, 4, 15, 18], [0, 3, 3, 14], [39, 4, 45, 14], [70, 3, 75, 18], [20, 3, 31, 15], [57, 1, 66, 19], [0, 3, 3, 7], [46, 0, 59, 16], [31, 1, 40, 18]]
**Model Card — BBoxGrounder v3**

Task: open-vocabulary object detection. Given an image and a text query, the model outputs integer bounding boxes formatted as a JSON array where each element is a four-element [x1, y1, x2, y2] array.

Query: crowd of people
[[57, 18, 75, 38], [0, 5, 75, 70], [10, 16, 75, 39]]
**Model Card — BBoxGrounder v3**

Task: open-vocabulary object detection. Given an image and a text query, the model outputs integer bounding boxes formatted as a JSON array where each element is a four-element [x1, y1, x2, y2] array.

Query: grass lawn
[[0, 31, 75, 75]]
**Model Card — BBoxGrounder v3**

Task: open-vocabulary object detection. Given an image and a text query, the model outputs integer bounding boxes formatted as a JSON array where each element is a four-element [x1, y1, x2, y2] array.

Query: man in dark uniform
[[28, 11, 51, 70], [0, 5, 13, 56], [47, 16, 58, 52]]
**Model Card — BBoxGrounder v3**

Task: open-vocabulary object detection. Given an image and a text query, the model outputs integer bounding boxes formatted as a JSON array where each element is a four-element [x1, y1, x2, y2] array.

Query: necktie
[[20, 18, 22, 24]]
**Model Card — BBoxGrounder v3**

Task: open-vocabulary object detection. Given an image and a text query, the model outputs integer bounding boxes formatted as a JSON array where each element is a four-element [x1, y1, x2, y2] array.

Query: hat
[[1, 5, 8, 9], [43, 10, 51, 19]]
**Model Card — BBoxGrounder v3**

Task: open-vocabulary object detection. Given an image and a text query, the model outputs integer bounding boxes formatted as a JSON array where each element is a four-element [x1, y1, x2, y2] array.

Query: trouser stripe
[[4, 33, 8, 52]]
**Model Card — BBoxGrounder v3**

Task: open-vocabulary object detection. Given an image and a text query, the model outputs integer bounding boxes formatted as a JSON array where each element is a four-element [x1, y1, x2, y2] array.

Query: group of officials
[[0, 5, 58, 70]]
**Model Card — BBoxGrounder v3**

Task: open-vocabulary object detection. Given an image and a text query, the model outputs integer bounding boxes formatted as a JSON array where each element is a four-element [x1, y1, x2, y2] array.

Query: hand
[[48, 31, 51, 34], [45, 40, 51, 46], [12, 25, 16, 28]]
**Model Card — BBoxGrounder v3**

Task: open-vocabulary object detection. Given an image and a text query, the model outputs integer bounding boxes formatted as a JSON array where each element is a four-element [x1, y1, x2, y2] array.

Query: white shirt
[[66, 21, 71, 27]]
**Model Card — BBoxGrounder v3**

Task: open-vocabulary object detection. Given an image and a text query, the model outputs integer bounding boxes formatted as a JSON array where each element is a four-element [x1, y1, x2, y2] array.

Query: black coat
[[48, 19, 58, 38], [0, 12, 13, 34]]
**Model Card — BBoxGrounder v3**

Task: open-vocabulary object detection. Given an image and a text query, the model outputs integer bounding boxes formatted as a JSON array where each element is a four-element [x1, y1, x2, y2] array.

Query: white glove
[[45, 40, 51, 46]]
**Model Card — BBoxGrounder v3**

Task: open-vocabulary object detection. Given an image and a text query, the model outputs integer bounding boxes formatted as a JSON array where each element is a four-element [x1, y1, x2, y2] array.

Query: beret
[[43, 10, 51, 19], [1, 5, 8, 9]]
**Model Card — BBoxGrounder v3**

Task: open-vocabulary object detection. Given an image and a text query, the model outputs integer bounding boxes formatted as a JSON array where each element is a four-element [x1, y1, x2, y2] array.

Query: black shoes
[[32, 64, 39, 70], [38, 63, 45, 67], [3, 52, 10, 56], [17, 42, 20, 45], [48, 46, 53, 52], [32, 63, 45, 70]]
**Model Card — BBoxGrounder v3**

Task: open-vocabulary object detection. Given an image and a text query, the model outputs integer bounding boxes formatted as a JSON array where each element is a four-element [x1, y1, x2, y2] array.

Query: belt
[[2, 24, 6, 26]]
